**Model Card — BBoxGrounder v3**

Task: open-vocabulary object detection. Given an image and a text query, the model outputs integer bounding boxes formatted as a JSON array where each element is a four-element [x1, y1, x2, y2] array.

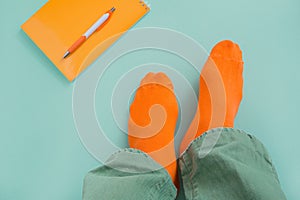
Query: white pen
[[63, 7, 116, 59]]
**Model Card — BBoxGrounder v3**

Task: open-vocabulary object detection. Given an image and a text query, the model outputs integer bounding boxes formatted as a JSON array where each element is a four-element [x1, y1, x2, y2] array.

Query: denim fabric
[[82, 148, 177, 200], [83, 128, 286, 200], [179, 128, 286, 200]]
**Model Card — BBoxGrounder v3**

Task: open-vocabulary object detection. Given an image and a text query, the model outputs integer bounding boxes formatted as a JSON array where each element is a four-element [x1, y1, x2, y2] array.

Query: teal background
[[1, 0, 299, 199]]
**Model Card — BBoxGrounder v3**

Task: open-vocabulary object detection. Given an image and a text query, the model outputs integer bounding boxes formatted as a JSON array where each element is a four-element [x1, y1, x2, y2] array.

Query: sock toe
[[210, 40, 243, 61], [140, 72, 174, 90]]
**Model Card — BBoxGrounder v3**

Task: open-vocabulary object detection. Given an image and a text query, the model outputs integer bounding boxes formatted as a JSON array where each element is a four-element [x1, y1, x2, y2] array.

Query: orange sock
[[180, 40, 244, 153], [128, 72, 179, 188]]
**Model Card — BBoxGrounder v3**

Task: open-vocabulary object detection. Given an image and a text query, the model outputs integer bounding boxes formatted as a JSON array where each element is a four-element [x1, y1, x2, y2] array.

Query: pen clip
[[96, 20, 109, 31], [96, 9, 115, 32]]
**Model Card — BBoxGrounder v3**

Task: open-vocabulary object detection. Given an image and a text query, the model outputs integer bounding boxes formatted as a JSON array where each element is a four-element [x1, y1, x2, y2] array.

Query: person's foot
[[128, 72, 179, 187], [180, 40, 244, 153]]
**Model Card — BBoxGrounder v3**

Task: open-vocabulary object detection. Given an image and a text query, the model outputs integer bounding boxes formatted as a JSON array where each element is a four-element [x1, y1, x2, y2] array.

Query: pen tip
[[110, 7, 116, 12], [63, 51, 70, 59]]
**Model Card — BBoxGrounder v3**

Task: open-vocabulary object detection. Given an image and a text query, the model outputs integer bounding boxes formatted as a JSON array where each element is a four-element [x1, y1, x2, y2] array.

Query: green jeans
[[82, 128, 286, 200]]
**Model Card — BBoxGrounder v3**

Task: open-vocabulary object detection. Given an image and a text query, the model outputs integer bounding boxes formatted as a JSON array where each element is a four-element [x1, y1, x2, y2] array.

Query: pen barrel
[[68, 36, 86, 53], [84, 13, 110, 38]]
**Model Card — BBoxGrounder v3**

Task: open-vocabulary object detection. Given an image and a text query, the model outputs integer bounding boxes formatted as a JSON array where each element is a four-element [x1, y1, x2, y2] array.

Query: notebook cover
[[21, 0, 150, 81]]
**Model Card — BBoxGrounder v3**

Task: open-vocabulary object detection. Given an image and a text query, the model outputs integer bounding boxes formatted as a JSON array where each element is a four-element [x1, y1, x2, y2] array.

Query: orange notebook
[[22, 0, 150, 82]]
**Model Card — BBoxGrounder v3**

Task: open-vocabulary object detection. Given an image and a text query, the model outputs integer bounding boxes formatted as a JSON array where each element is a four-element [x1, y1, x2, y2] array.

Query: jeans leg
[[179, 128, 286, 200], [83, 148, 177, 200]]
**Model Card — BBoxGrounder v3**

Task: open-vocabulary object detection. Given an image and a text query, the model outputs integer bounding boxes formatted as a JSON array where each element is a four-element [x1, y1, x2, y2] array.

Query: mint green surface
[[1, 0, 299, 199]]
